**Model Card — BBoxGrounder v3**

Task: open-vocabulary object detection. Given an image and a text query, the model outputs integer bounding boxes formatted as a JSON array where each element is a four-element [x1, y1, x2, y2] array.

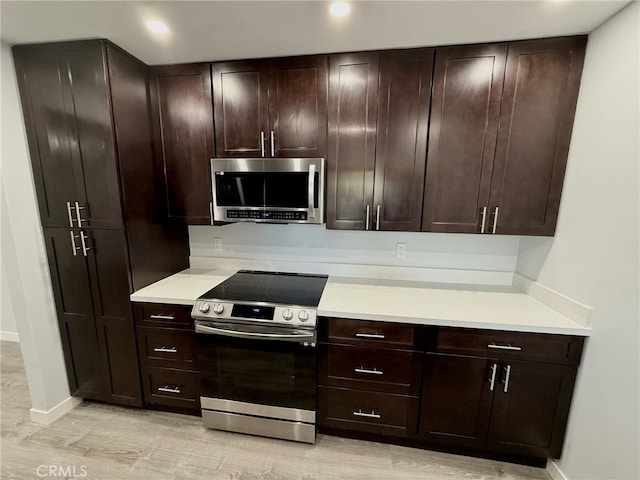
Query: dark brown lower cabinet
[[44, 227, 142, 406], [134, 303, 201, 414]]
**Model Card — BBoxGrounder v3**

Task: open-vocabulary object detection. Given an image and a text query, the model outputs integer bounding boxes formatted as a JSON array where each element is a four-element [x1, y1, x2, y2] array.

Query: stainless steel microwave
[[210, 158, 325, 224]]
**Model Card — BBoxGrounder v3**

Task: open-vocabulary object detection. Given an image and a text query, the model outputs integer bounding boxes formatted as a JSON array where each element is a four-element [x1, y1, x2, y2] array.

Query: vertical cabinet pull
[[69, 231, 81, 256], [209, 201, 214, 225], [479, 206, 487, 233], [489, 362, 498, 391], [74, 201, 85, 226], [492, 206, 499, 234], [375, 205, 381, 231], [66, 202, 75, 227], [270, 130, 275, 157], [79, 231, 91, 257], [365, 205, 370, 231], [503, 364, 512, 393], [260, 131, 265, 157]]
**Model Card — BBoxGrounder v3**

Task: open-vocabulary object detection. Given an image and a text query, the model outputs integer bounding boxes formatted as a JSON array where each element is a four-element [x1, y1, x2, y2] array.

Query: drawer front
[[134, 303, 193, 330], [318, 386, 418, 438], [141, 366, 201, 410], [137, 327, 198, 369], [319, 345, 422, 395], [321, 317, 421, 350], [432, 328, 584, 365]]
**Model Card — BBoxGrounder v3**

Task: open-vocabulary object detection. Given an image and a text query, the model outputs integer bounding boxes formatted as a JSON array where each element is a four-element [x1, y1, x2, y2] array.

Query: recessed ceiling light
[[329, 2, 351, 17], [146, 20, 169, 34]]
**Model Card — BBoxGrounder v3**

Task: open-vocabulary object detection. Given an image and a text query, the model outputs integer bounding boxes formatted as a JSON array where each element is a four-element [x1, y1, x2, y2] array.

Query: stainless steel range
[[191, 270, 328, 444]]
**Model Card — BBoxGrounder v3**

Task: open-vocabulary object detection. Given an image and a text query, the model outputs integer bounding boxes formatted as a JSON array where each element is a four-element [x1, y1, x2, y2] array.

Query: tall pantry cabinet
[[13, 40, 189, 406]]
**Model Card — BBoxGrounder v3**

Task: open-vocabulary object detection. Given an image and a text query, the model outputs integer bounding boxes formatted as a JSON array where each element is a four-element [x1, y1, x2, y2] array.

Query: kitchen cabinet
[[153, 63, 215, 224], [134, 303, 201, 413], [212, 55, 327, 158], [43, 227, 141, 406], [422, 36, 586, 235], [327, 49, 433, 231], [318, 317, 423, 438], [420, 327, 584, 459], [14, 39, 190, 407]]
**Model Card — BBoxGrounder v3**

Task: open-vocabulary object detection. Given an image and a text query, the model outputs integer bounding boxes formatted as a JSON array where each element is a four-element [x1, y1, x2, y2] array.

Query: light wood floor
[[1, 341, 550, 480]]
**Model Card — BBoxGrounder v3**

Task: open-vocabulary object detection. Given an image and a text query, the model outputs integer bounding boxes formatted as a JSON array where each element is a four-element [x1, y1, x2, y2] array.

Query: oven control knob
[[212, 303, 225, 315], [199, 302, 210, 313], [298, 310, 309, 322], [282, 309, 293, 321]]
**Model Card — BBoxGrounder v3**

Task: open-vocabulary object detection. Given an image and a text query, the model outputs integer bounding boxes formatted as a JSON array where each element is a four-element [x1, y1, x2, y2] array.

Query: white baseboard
[[0, 331, 20, 342], [547, 460, 569, 480], [30, 396, 82, 425]]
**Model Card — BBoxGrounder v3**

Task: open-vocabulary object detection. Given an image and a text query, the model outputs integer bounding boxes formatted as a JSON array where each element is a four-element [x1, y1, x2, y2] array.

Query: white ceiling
[[0, 0, 631, 66]]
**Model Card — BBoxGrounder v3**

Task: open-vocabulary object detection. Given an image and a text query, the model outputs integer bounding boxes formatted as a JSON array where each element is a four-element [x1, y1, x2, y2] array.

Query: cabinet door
[[326, 52, 380, 230], [154, 64, 215, 224], [422, 44, 507, 233], [86, 229, 142, 407], [212, 60, 269, 157], [43, 228, 104, 401], [489, 37, 586, 235], [373, 49, 433, 231], [14, 47, 85, 228], [419, 353, 495, 449], [268, 55, 328, 158], [487, 361, 577, 458]]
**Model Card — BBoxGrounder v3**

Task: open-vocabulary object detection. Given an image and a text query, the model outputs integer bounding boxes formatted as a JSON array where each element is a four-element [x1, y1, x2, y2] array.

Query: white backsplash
[[189, 224, 520, 285]]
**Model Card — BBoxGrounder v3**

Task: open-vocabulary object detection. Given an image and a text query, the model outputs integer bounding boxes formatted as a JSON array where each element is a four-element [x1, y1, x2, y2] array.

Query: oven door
[[195, 320, 317, 412]]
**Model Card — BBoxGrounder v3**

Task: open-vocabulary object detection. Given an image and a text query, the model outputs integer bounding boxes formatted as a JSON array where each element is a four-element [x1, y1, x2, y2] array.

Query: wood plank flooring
[[1, 341, 550, 480]]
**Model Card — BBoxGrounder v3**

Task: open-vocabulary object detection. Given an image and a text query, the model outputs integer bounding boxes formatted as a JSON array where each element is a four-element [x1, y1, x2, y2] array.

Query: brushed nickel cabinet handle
[[74, 201, 85, 226], [375, 204, 381, 231], [353, 410, 380, 419], [153, 346, 178, 353], [157, 385, 181, 394], [489, 362, 498, 391], [66, 202, 75, 227], [270, 130, 275, 157], [260, 131, 265, 157], [480, 206, 487, 234], [150, 314, 175, 320], [488, 343, 522, 351], [365, 205, 370, 231], [79, 231, 90, 257], [354, 367, 383, 375], [503, 364, 512, 393], [492, 206, 499, 234], [69, 231, 81, 256], [209, 201, 214, 225], [355, 333, 385, 339]]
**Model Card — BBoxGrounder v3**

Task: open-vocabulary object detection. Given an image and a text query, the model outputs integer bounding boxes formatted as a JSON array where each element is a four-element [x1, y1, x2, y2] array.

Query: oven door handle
[[195, 322, 316, 342]]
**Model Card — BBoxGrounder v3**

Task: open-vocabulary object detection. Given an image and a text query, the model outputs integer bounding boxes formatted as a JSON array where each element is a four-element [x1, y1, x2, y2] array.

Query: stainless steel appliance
[[210, 157, 325, 224], [192, 270, 328, 444]]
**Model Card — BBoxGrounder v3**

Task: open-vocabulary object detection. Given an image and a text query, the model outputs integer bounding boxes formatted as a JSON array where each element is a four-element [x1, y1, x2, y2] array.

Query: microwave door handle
[[308, 164, 316, 218]]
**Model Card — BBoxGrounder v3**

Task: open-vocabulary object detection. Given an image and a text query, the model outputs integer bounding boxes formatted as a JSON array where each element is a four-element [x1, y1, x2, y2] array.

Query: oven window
[[214, 172, 319, 208], [197, 334, 316, 411]]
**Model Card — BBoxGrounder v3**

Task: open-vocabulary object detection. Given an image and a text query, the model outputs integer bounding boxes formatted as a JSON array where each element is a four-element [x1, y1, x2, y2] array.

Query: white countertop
[[130, 268, 590, 336]]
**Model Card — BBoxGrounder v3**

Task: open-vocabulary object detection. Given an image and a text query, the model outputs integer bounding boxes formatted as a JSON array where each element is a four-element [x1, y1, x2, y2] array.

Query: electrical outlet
[[213, 237, 222, 251], [395, 242, 406, 258]]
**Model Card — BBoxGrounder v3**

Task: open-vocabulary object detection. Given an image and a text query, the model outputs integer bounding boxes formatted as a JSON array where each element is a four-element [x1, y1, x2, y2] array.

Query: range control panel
[[191, 301, 317, 328]]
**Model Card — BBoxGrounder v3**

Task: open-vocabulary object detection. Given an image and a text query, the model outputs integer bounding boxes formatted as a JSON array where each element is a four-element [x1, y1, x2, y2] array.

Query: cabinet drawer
[[137, 327, 198, 369], [134, 303, 193, 330], [319, 345, 422, 395], [141, 366, 200, 410], [432, 328, 584, 365], [318, 386, 418, 438], [321, 317, 422, 350]]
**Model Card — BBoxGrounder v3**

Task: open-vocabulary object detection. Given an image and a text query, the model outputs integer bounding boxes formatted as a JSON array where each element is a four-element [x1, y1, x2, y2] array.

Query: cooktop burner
[[199, 270, 328, 307]]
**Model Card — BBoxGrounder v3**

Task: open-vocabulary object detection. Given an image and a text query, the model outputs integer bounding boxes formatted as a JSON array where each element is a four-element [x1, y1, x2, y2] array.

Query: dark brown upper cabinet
[[422, 44, 507, 233], [14, 42, 124, 230], [327, 49, 433, 231], [489, 37, 586, 235], [153, 63, 215, 224], [422, 36, 586, 236], [212, 55, 327, 158]]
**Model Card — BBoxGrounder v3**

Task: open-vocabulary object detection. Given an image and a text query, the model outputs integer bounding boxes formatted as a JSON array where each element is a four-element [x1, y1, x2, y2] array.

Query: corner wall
[[516, 3, 639, 479]]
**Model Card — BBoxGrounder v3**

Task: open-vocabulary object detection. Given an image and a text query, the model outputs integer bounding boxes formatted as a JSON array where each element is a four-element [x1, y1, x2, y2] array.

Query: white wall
[[189, 223, 521, 284], [516, 3, 639, 479], [0, 41, 72, 418]]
